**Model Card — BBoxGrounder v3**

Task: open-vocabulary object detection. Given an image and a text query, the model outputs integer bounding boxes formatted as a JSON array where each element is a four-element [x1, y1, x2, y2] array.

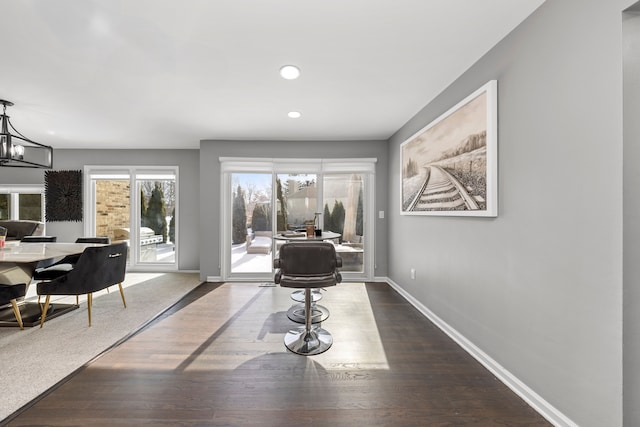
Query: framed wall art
[[400, 80, 497, 217], [45, 169, 83, 222]]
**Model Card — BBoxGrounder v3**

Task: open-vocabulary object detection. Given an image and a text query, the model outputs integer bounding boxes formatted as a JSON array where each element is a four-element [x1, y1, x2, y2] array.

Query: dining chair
[[45, 237, 111, 269], [33, 237, 112, 303], [0, 283, 27, 329], [38, 242, 128, 327], [21, 236, 57, 242], [75, 237, 110, 244]]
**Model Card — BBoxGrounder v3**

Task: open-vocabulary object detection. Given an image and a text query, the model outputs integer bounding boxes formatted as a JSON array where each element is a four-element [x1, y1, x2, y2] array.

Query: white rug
[[0, 272, 203, 422]]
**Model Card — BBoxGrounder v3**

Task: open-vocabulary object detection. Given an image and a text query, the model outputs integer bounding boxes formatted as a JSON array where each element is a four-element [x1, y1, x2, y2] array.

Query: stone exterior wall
[[96, 180, 130, 239]]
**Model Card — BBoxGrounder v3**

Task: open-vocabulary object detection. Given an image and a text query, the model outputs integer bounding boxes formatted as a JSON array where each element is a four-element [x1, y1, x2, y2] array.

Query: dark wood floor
[[6, 282, 551, 426]]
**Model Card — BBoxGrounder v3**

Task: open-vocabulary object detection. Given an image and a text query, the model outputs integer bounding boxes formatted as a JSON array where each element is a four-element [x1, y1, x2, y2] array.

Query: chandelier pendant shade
[[0, 99, 53, 169]]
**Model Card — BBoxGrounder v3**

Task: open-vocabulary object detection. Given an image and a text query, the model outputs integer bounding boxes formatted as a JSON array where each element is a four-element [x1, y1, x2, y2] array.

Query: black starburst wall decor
[[45, 170, 83, 222]]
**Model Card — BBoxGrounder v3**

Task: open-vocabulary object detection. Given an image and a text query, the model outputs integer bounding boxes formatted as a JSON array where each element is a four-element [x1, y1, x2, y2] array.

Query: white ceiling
[[1, 0, 545, 149]]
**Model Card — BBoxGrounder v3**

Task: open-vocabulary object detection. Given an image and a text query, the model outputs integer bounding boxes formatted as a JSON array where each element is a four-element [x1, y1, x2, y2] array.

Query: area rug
[[0, 272, 203, 422]]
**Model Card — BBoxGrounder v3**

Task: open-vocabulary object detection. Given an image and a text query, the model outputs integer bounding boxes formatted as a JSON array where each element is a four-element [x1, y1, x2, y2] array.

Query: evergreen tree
[[0, 196, 7, 219], [146, 182, 168, 242], [276, 178, 287, 231], [251, 204, 270, 231], [232, 185, 247, 244], [169, 207, 175, 243], [140, 189, 148, 228], [330, 200, 345, 237], [323, 203, 332, 232], [355, 187, 363, 236]]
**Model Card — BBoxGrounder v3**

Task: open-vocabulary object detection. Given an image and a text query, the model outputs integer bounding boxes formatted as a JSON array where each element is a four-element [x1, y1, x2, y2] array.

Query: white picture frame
[[400, 80, 498, 217]]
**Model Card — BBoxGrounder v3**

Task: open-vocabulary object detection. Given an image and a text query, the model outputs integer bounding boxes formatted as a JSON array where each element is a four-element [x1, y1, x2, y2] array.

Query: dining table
[[0, 241, 106, 327], [273, 231, 341, 242]]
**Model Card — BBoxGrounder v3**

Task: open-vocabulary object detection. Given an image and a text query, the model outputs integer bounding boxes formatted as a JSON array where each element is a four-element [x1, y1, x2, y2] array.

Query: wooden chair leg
[[118, 283, 126, 308], [40, 295, 51, 328], [76, 295, 79, 305], [87, 293, 92, 327], [10, 299, 24, 330]]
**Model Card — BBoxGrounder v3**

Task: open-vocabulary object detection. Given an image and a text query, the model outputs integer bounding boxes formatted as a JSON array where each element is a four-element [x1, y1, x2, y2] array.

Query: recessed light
[[288, 111, 301, 119], [280, 65, 301, 80]]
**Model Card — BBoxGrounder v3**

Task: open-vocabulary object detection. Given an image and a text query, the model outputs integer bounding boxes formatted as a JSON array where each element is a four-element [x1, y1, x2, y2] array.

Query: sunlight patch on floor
[[26, 272, 183, 304], [170, 282, 390, 372]]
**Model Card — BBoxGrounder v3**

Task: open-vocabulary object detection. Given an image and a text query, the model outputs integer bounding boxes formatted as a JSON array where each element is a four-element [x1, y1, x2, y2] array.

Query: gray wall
[[0, 149, 200, 271], [624, 5, 640, 427], [199, 139, 388, 281], [3, 1, 637, 423], [388, 0, 631, 425]]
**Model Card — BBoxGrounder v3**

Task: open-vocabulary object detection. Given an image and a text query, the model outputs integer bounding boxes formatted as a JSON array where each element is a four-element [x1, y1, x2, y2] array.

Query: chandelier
[[0, 99, 53, 168]]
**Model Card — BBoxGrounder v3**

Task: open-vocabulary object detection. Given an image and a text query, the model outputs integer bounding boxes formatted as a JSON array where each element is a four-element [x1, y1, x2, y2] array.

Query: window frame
[[220, 158, 376, 282], [84, 165, 179, 271], [0, 185, 46, 222]]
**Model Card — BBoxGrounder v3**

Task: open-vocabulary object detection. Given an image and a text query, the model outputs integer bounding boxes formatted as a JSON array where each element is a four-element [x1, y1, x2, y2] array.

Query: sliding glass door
[[275, 173, 318, 232], [85, 166, 178, 271], [230, 172, 273, 274], [136, 172, 176, 264], [94, 175, 131, 261], [221, 159, 375, 281], [323, 173, 365, 273]]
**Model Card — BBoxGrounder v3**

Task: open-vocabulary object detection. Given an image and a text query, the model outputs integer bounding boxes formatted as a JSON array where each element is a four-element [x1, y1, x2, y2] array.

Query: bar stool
[[287, 289, 330, 324], [274, 242, 342, 356]]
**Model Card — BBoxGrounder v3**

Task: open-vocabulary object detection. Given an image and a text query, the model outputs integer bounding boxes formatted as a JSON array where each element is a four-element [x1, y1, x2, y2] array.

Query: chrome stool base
[[291, 289, 322, 303], [287, 303, 329, 324], [283, 288, 333, 356], [284, 326, 333, 356]]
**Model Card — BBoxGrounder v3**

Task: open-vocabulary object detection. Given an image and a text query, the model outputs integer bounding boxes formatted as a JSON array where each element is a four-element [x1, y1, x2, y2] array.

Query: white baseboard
[[384, 277, 576, 427], [206, 276, 223, 282]]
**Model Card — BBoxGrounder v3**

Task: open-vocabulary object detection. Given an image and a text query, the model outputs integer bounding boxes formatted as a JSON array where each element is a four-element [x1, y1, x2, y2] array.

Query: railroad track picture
[[408, 165, 481, 212], [400, 80, 497, 217]]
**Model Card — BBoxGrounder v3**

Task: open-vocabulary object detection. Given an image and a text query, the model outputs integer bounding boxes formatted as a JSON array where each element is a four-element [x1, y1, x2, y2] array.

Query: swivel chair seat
[[274, 242, 342, 356]]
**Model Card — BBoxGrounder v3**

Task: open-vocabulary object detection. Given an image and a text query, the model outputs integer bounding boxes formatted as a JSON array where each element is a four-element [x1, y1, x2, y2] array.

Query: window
[[0, 186, 45, 221], [84, 166, 178, 271]]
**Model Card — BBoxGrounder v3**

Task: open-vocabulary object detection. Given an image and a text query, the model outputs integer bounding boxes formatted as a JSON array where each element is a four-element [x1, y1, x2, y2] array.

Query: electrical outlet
[[410, 268, 416, 280]]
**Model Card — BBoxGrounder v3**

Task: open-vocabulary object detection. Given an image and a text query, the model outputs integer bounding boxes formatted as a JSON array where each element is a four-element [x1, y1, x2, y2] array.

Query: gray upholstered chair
[[21, 236, 59, 269], [273, 242, 342, 356], [75, 237, 110, 244], [33, 237, 111, 283], [0, 220, 44, 241], [0, 283, 27, 329], [38, 242, 128, 327], [21, 235, 57, 242]]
